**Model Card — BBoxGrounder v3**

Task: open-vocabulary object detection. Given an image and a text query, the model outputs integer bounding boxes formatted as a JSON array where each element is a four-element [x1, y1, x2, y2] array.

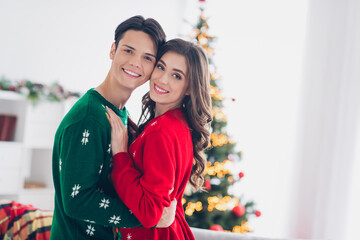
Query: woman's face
[[149, 51, 189, 114]]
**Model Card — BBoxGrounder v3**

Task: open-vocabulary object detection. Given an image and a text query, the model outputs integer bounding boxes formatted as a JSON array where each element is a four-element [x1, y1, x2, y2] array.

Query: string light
[[185, 201, 203, 216], [204, 160, 232, 177], [207, 195, 237, 212], [232, 221, 252, 233], [210, 133, 229, 147], [210, 85, 224, 100]]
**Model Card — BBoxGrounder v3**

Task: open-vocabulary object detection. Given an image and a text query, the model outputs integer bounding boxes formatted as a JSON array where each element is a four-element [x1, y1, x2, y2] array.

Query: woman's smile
[[154, 83, 169, 94]]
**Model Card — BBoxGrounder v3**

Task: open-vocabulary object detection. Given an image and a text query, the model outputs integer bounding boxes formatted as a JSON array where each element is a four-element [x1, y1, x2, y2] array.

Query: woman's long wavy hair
[[138, 38, 212, 191]]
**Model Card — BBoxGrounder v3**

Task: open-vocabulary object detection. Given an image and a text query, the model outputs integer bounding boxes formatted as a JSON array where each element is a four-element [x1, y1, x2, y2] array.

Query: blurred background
[[0, 0, 359, 240]]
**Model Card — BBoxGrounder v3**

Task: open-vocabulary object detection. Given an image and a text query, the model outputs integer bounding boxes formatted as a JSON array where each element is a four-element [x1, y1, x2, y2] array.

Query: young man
[[50, 16, 171, 239]]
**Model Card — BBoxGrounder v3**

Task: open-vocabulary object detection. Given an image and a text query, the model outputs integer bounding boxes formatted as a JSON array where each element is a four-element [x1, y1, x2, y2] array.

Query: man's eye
[[157, 64, 164, 70], [145, 56, 153, 62], [124, 49, 132, 53]]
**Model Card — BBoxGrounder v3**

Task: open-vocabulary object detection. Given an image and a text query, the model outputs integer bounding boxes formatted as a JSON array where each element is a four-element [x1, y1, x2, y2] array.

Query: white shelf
[[20, 187, 55, 195], [0, 141, 24, 146], [0, 90, 26, 101], [19, 188, 55, 211], [0, 142, 25, 195], [0, 91, 28, 142], [0, 91, 78, 210]]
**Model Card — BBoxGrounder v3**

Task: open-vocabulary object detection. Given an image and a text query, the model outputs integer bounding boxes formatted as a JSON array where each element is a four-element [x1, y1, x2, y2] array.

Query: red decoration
[[239, 172, 244, 178], [199, 0, 206, 2], [205, 178, 211, 191], [255, 210, 261, 217], [232, 204, 246, 217], [231, 98, 236, 102], [209, 224, 223, 231]]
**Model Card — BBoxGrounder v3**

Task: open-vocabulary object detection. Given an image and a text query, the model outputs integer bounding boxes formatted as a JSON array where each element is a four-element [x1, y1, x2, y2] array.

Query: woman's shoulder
[[142, 109, 188, 135], [158, 109, 188, 128]]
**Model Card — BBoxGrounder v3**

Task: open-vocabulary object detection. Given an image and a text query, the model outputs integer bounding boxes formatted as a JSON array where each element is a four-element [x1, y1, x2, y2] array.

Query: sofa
[[191, 227, 317, 240]]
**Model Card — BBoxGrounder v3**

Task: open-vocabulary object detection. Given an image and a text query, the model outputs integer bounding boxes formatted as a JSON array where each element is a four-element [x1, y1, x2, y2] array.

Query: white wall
[[0, 0, 189, 118]]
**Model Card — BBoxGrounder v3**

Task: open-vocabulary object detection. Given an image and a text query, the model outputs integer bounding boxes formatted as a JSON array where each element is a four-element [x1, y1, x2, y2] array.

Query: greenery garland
[[0, 76, 81, 105]]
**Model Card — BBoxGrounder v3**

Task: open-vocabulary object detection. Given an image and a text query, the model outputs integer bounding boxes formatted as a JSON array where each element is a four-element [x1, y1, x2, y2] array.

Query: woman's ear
[[185, 86, 191, 96], [109, 42, 116, 60]]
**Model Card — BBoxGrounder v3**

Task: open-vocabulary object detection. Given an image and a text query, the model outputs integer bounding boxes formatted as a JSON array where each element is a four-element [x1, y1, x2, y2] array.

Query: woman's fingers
[[106, 107, 120, 131], [105, 106, 129, 154]]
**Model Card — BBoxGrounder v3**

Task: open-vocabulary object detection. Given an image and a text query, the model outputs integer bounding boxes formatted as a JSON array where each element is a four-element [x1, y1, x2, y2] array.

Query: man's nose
[[129, 54, 141, 68]]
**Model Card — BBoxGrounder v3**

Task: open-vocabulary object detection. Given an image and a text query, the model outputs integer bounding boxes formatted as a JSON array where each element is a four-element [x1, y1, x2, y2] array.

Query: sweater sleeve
[[59, 118, 141, 228], [111, 131, 175, 228]]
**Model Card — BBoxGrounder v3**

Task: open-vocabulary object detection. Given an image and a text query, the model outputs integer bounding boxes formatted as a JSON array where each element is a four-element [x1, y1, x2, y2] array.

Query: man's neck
[[95, 76, 132, 110]]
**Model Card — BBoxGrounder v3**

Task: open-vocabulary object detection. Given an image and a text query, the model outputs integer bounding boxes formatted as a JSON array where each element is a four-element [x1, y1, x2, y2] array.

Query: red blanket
[[0, 200, 52, 240]]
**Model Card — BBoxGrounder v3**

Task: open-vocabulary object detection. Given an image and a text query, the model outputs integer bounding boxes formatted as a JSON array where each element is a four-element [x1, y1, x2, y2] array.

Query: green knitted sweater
[[50, 89, 140, 239]]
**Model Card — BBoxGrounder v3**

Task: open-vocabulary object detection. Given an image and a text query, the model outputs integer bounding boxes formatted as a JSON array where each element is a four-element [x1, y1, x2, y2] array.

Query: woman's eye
[[173, 74, 181, 80], [124, 49, 132, 54]]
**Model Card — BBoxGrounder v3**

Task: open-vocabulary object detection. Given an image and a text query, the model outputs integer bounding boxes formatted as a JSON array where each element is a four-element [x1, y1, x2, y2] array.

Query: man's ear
[[109, 42, 116, 60]]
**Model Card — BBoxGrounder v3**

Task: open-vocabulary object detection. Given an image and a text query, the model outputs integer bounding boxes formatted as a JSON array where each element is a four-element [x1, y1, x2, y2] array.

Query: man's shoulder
[[58, 90, 109, 130]]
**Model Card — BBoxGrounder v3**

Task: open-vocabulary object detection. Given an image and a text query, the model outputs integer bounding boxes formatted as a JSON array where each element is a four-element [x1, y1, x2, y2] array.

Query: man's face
[[109, 30, 157, 91]]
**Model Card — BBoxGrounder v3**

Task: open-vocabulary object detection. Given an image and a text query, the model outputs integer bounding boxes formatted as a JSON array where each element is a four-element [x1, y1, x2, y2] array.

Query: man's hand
[[156, 199, 177, 228]]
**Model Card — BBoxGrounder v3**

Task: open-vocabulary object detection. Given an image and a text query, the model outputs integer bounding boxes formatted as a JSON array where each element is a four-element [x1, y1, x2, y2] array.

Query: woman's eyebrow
[[173, 68, 185, 76], [159, 59, 185, 76]]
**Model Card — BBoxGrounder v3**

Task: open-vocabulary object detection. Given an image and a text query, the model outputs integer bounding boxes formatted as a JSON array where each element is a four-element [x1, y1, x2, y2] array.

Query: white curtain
[[290, 0, 360, 239]]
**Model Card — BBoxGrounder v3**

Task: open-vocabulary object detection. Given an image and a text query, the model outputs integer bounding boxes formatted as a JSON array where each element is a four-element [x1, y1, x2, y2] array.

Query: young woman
[[106, 38, 212, 239]]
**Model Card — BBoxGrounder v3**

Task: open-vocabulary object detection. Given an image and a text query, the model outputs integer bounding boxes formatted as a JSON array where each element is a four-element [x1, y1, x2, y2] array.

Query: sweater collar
[[88, 88, 128, 119]]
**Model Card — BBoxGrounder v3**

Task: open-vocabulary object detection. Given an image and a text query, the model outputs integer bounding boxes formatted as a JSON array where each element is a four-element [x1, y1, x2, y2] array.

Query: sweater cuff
[[113, 152, 131, 162]]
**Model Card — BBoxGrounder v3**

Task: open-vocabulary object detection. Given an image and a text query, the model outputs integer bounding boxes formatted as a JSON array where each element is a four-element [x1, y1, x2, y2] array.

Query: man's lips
[[123, 68, 141, 78]]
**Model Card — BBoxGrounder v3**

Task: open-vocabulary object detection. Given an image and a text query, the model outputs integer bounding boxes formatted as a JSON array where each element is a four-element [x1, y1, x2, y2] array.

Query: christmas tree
[[182, 1, 261, 233]]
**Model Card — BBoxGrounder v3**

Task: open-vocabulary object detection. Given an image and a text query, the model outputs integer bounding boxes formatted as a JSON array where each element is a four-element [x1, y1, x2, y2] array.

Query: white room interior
[[1, 0, 359, 239]]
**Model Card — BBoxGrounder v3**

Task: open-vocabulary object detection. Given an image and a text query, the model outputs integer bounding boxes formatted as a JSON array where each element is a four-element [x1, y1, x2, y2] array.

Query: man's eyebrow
[[145, 52, 156, 58], [159, 59, 166, 66], [122, 44, 135, 50], [159, 59, 186, 76], [122, 44, 156, 58]]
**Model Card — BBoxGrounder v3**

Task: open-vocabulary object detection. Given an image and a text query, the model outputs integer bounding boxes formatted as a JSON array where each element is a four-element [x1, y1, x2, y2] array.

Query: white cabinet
[[0, 142, 26, 194], [0, 90, 77, 210], [24, 102, 65, 148]]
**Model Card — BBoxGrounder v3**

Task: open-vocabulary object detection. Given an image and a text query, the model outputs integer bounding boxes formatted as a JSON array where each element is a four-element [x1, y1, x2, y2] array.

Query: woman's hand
[[105, 106, 128, 155]]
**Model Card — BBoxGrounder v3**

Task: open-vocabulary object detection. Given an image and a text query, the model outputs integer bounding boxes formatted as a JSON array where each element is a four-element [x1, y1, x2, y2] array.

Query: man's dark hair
[[114, 15, 166, 55]]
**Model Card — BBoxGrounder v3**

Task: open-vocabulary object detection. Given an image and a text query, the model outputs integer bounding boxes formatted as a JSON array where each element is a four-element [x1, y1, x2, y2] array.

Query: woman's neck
[[154, 104, 180, 118]]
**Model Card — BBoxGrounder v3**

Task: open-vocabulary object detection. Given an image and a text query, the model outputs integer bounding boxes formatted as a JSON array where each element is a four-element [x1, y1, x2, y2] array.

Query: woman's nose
[[158, 73, 168, 84]]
